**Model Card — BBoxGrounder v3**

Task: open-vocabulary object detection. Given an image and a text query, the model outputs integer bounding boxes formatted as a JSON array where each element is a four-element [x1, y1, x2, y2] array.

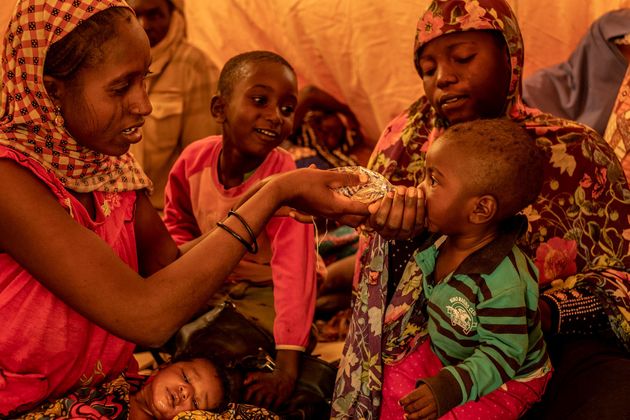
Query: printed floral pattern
[[535, 237, 578, 285], [332, 1, 630, 419], [101, 193, 122, 218], [416, 11, 445, 44], [604, 65, 630, 184], [173, 405, 279, 420], [15, 372, 141, 420], [16, 372, 278, 420]]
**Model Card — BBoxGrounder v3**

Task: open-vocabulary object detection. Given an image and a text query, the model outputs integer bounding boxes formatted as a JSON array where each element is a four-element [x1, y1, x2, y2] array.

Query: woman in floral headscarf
[[0, 0, 369, 416], [332, 0, 630, 419]]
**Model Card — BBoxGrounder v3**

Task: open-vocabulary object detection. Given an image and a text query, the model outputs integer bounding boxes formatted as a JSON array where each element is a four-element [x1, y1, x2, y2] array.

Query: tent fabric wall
[[1, 0, 630, 143], [184, 0, 630, 144]]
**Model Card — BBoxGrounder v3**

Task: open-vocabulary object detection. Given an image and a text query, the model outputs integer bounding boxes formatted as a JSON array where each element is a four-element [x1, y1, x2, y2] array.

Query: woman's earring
[[54, 106, 64, 127]]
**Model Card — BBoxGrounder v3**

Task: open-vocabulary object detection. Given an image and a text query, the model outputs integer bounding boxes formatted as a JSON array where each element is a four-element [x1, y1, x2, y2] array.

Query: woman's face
[[417, 30, 511, 124], [53, 16, 152, 156], [142, 358, 224, 419]]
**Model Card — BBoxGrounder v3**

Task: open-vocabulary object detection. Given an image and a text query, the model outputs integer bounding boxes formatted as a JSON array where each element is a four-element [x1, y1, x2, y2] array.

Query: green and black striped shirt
[[413, 217, 551, 415]]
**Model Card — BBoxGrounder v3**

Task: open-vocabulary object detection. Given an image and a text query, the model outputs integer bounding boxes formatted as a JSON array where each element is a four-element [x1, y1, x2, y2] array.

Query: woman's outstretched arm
[[0, 162, 369, 347]]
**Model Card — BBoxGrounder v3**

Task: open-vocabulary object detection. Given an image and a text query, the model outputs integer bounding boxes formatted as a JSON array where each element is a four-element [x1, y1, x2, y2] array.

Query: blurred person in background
[[129, 0, 221, 211]]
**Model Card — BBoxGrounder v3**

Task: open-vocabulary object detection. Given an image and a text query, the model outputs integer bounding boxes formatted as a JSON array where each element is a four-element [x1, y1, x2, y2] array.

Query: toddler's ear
[[210, 95, 226, 123], [469, 194, 496, 225]]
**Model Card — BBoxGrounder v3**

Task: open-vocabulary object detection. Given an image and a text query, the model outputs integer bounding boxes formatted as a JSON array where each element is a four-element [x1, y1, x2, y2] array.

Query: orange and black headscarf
[[0, 0, 151, 192]]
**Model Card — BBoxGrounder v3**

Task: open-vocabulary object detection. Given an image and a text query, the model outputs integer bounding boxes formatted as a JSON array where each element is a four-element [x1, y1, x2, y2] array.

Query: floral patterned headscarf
[[369, 0, 532, 188], [333, 1, 630, 419], [0, 0, 151, 192], [414, 0, 525, 117]]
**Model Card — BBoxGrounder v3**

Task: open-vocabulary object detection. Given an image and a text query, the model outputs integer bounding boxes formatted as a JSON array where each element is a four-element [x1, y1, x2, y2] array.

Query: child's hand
[[399, 383, 438, 420], [366, 186, 426, 240], [243, 368, 296, 410]]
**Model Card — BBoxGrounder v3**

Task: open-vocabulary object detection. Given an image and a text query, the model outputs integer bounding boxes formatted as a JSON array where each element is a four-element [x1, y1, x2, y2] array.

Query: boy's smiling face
[[219, 60, 298, 162]]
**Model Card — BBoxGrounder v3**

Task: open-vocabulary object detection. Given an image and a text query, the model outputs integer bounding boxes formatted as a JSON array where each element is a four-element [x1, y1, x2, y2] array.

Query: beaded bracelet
[[228, 210, 259, 254], [216, 221, 257, 254]]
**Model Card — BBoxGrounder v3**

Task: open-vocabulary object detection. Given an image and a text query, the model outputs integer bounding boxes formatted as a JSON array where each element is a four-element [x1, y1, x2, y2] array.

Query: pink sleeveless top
[[0, 147, 139, 415]]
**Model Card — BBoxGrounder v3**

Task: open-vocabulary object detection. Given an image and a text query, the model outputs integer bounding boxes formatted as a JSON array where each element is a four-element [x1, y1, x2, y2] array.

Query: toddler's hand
[[366, 186, 426, 240], [399, 383, 438, 420]]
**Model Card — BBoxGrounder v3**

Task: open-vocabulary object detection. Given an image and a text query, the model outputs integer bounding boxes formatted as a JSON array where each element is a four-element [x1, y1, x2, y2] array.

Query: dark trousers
[[525, 335, 630, 419]]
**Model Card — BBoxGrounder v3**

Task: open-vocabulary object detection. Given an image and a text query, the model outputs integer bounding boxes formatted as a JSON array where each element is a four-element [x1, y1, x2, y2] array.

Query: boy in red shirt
[[163, 51, 316, 409]]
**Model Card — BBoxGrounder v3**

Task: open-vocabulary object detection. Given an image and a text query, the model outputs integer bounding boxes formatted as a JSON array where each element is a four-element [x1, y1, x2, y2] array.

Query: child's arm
[[266, 215, 317, 351], [403, 284, 536, 417], [257, 155, 317, 355], [241, 212, 317, 407]]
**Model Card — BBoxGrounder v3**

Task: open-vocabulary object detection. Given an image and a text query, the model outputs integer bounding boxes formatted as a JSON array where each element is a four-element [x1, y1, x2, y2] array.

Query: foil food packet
[[329, 166, 395, 204]]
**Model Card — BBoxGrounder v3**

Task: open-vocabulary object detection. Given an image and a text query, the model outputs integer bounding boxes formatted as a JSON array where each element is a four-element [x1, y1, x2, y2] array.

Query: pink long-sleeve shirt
[[162, 136, 317, 350]]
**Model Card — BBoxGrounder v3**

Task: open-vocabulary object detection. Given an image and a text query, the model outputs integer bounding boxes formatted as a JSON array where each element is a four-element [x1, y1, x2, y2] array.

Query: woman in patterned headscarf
[[0, 0, 370, 416], [332, 0, 630, 419]]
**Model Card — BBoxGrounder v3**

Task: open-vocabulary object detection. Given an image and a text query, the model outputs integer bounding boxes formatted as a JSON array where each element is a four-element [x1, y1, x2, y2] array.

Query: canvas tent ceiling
[[1, 0, 629, 143]]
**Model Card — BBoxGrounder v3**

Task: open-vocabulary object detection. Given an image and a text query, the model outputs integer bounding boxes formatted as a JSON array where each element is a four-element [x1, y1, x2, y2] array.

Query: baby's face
[[143, 358, 223, 419]]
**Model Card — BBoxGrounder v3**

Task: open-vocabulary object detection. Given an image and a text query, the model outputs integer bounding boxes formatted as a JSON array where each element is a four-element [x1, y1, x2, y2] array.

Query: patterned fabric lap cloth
[[14, 372, 142, 420], [15, 372, 278, 420], [173, 405, 279, 420], [332, 0, 630, 418]]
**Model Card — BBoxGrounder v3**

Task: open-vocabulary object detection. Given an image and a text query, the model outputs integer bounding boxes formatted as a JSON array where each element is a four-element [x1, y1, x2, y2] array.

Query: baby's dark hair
[[44, 7, 133, 80], [217, 50, 294, 98], [441, 119, 545, 221]]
